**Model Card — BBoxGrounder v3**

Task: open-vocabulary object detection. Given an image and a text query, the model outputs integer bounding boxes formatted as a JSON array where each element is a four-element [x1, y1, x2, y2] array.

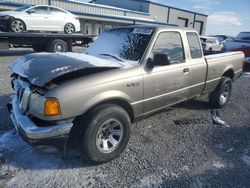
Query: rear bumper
[[8, 96, 73, 150]]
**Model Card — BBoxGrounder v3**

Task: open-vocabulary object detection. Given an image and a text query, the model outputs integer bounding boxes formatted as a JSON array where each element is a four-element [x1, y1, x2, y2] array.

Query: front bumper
[[0, 17, 10, 31], [245, 57, 250, 64], [9, 96, 73, 150]]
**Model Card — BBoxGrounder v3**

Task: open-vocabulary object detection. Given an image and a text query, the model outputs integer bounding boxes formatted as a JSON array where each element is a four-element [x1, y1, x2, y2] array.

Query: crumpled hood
[[10, 52, 123, 87]]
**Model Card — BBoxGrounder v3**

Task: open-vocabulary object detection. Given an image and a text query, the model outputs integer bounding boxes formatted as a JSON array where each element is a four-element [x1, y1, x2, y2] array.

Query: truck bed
[[203, 51, 244, 93]]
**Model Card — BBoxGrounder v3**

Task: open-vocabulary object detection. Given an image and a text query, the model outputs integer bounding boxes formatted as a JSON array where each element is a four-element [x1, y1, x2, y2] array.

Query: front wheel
[[209, 76, 232, 108], [77, 104, 131, 164], [10, 18, 26, 32]]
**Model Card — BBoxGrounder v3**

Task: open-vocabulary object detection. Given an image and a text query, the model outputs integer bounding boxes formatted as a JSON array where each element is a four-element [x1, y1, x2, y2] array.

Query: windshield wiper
[[99, 53, 124, 62]]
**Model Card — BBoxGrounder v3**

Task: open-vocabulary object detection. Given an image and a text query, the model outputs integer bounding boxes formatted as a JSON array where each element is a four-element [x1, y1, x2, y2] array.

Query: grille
[[18, 86, 31, 113], [14, 79, 31, 113]]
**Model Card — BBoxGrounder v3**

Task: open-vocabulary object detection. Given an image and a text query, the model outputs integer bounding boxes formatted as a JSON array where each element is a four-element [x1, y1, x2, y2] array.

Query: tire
[[64, 23, 75, 34], [209, 76, 232, 108], [46, 39, 68, 53], [76, 104, 131, 164], [10, 18, 26, 33]]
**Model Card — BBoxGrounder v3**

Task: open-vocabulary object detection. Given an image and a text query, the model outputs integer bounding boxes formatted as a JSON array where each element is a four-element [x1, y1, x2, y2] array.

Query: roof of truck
[[113, 24, 198, 32]]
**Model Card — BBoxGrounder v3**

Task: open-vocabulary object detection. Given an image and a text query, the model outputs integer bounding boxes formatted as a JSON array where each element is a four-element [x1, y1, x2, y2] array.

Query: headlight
[[29, 93, 45, 115], [29, 93, 61, 116]]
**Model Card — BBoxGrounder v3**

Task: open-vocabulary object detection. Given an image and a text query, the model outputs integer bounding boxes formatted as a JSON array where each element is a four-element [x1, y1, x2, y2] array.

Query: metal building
[[0, 0, 207, 35]]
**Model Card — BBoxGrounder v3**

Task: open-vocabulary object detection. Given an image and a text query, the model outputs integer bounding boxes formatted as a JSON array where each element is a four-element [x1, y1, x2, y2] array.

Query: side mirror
[[27, 10, 36, 14], [154, 53, 170, 66], [146, 57, 154, 70]]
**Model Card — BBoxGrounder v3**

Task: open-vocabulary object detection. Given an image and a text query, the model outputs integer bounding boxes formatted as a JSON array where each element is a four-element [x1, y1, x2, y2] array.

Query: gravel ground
[[0, 49, 250, 188]]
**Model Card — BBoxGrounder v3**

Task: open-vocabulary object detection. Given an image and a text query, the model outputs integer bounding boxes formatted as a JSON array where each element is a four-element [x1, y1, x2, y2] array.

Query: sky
[[152, 0, 250, 36]]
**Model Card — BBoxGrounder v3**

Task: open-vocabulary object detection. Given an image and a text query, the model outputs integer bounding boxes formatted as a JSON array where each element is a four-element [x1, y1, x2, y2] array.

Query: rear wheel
[[10, 18, 26, 32], [64, 23, 75, 34], [76, 104, 131, 164], [209, 76, 232, 108]]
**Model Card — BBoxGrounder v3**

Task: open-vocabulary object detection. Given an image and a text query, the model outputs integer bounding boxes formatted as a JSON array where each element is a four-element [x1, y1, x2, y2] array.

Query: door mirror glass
[[146, 58, 154, 69], [154, 53, 170, 66]]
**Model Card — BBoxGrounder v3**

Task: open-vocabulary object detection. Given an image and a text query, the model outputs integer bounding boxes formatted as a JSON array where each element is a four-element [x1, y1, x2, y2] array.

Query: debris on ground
[[212, 109, 230, 127], [227, 148, 234, 153]]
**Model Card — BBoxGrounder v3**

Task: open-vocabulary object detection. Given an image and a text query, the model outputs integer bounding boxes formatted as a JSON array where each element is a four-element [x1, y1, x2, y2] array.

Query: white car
[[200, 36, 223, 52], [0, 5, 80, 34]]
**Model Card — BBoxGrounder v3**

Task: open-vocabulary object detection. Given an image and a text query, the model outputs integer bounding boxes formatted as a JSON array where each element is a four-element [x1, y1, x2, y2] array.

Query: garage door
[[177, 17, 188, 27], [194, 21, 203, 35]]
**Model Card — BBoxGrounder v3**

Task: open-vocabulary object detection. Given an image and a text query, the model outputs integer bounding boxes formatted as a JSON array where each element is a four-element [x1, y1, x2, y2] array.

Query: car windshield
[[14, 5, 32, 12], [86, 27, 154, 62], [236, 32, 250, 41]]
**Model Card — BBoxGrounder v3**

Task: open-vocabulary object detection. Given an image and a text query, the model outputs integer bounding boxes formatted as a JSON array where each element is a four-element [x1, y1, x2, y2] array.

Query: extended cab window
[[151, 32, 185, 66], [187, 32, 202, 59]]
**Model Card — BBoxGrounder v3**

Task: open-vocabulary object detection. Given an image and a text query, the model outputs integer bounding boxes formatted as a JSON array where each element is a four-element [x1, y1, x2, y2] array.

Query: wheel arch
[[9, 17, 27, 29], [67, 97, 134, 149], [82, 97, 134, 124], [222, 68, 234, 80]]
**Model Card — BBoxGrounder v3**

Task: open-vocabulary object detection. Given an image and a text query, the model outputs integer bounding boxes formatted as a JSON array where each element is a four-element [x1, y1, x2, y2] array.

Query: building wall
[[0, 0, 207, 35], [168, 9, 194, 28], [148, 3, 168, 22]]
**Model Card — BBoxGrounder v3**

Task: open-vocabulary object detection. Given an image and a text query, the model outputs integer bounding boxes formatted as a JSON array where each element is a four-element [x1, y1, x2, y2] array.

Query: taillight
[[74, 16, 80, 20]]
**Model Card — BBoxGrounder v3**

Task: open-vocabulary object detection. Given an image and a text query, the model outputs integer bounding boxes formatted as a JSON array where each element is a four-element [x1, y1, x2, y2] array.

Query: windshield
[[14, 5, 32, 12], [86, 27, 154, 62]]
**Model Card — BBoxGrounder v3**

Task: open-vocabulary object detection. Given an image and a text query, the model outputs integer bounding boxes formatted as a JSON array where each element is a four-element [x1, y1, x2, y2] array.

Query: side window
[[186, 32, 202, 59], [151, 32, 185, 66], [32, 6, 48, 14], [50, 7, 66, 15]]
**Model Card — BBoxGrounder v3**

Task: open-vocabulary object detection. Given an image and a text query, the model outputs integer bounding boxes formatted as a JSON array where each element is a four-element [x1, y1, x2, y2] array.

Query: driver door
[[143, 31, 191, 113], [25, 6, 49, 31]]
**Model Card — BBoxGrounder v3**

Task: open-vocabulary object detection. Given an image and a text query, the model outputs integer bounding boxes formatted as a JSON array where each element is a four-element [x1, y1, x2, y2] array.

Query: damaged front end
[[8, 52, 121, 152], [8, 78, 73, 153]]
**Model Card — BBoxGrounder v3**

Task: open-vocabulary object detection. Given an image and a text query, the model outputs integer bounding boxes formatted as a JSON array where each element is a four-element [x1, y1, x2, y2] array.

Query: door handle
[[183, 68, 190, 73]]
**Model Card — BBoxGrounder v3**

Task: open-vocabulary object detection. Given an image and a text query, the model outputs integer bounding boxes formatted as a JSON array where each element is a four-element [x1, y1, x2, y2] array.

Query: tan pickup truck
[[8, 25, 244, 163]]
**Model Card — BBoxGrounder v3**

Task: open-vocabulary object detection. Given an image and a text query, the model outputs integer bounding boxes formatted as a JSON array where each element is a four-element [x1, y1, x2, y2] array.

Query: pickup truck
[[8, 25, 244, 163], [223, 32, 250, 64]]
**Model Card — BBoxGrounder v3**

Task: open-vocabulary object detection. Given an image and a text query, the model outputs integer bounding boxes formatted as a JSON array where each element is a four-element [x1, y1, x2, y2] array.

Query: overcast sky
[[152, 0, 250, 36]]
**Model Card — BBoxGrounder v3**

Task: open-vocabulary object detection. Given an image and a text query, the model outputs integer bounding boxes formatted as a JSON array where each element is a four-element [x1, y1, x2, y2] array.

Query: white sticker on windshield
[[132, 28, 153, 35]]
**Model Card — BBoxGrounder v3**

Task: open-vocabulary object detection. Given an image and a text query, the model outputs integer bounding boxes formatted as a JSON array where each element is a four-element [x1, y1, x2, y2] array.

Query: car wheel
[[10, 18, 26, 33], [76, 104, 131, 164], [47, 39, 68, 53], [209, 76, 232, 108], [64, 23, 75, 34]]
